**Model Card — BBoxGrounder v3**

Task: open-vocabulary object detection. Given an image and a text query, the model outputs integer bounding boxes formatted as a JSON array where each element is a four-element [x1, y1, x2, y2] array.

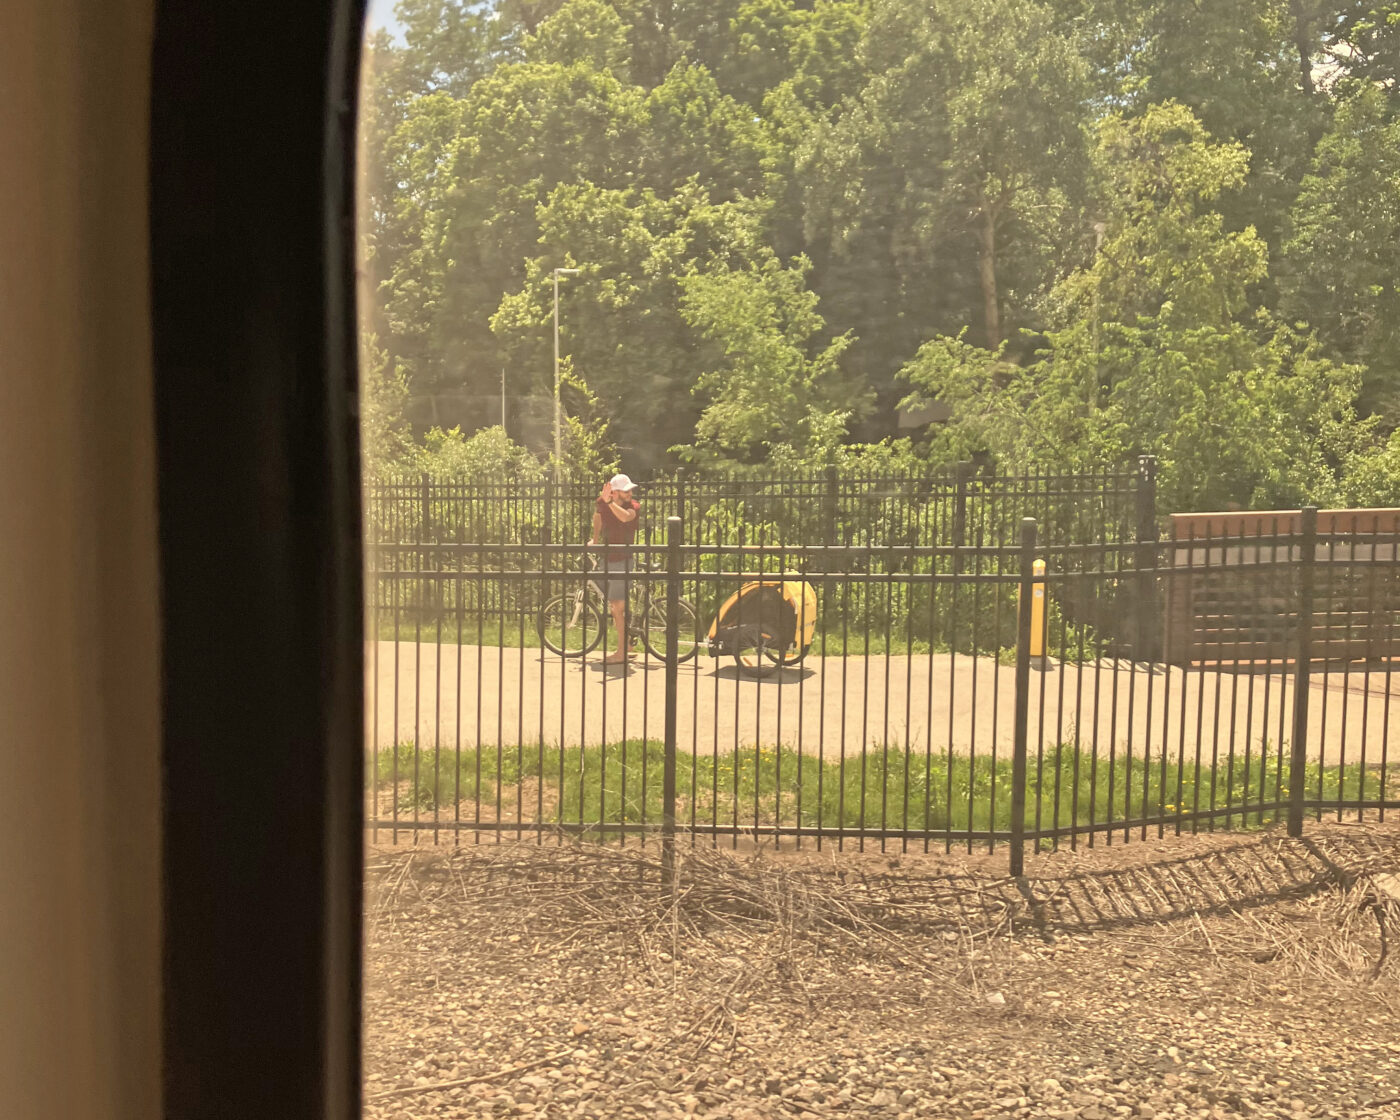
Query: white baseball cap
[[609, 473, 635, 491]]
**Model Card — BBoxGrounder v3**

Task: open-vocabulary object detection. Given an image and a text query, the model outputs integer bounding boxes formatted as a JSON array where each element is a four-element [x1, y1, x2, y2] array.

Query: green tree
[[785, 0, 870, 112], [376, 91, 470, 423], [902, 103, 1370, 511], [359, 333, 413, 472], [802, 0, 1090, 436], [639, 62, 773, 201], [415, 424, 549, 480], [393, 0, 507, 97], [521, 0, 632, 75], [1342, 427, 1400, 506], [489, 181, 773, 462], [678, 256, 862, 465], [1078, 0, 1322, 266], [382, 60, 648, 422], [356, 0, 1398, 504], [1282, 85, 1400, 418], [1317, 1, 1400, 91]]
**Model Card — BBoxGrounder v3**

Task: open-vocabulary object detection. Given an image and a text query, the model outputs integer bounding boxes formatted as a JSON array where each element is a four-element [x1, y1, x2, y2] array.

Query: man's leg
[[604, 596, 630, 662]]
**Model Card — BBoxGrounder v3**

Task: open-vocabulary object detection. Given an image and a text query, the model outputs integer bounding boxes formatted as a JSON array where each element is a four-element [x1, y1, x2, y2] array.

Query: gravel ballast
[[363, 823, 1400, 1120]]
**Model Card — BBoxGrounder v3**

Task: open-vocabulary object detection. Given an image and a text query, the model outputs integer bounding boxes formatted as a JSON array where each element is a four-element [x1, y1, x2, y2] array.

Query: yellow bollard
[[1029, 558, 1047, 660]]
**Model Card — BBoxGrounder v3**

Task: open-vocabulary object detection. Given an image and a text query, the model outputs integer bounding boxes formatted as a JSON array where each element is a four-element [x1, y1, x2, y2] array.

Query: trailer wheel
[[761, 641, 810, 668], [734, 631, 781, 678]]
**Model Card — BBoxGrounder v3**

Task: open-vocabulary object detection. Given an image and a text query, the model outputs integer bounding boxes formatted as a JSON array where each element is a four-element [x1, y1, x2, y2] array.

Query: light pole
[[1090, 221, 1106, 418], [552, 267, 580, 484]]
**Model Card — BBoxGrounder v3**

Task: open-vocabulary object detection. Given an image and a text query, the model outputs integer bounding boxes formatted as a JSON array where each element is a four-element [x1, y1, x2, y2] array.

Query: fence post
[[952, 460, 971, 575], [1011, 517, 1037, 878], [1135, 455, 1160, 662], [1288, 506, 1318, 838], [662, 515, 682, 886]]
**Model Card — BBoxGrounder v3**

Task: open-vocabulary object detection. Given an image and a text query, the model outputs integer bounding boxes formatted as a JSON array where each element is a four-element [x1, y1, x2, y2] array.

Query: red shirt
[[596, 496, 640, 561]]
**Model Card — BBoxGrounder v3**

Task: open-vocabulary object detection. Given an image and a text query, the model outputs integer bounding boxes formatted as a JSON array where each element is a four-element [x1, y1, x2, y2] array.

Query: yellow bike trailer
[[705, 578, 818, 678]]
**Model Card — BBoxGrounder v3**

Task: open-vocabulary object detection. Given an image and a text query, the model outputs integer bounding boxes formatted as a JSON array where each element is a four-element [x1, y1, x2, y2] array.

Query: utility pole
[[1090, 220, 1106, 417], [552, 267, 580, 485]]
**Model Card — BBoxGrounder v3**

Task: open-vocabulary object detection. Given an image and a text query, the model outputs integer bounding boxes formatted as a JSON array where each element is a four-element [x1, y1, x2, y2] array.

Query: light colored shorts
[[591, 558, 630, 603]]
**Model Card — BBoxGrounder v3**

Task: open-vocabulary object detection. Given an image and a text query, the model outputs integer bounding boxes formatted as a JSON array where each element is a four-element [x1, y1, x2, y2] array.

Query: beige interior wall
[[0, 2, 162, 1118]]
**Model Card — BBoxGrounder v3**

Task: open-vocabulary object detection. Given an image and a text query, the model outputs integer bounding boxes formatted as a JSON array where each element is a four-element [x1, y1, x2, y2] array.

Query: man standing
[[589, 473, 640, 663]]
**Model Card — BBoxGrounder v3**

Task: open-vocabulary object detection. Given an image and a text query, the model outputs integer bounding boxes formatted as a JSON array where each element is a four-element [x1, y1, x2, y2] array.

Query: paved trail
[[365, 641, 1398, 766]]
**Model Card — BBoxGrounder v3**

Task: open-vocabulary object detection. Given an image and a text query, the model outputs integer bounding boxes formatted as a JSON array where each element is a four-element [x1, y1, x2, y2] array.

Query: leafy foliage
[[360, 333, 413, 469], [414, 424, 548, 480], [1282, 84, 1400, 416], [678, 255, 859, 464], [900, 103, 1375, 510], [360, 0, 1400, 512]]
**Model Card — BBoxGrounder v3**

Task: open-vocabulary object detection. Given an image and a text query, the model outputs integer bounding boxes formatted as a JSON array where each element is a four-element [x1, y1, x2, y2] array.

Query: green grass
[[371, 616, 549, 647], [366, 739, 1397, 841]]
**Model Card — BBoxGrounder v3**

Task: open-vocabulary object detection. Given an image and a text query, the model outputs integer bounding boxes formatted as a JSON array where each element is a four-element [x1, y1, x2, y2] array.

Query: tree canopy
[[360, 0, 1400, 508]]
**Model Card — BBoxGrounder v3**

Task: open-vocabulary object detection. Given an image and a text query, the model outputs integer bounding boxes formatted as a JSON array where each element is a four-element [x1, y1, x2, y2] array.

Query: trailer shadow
[[708, 664, 817, 684]]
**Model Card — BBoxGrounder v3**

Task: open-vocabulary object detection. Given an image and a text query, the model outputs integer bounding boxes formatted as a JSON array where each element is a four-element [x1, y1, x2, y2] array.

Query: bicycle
[[536, 554, 700, 661]]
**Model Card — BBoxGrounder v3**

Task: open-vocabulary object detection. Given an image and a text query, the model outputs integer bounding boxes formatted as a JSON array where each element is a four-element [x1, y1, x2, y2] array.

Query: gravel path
[[363, 822, 1400, 1120], [366, 641, 1400, 765]]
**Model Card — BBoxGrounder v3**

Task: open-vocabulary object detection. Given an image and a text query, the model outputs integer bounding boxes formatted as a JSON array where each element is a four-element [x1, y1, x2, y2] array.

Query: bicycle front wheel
[[641, 597, 699, 663], [537, 593, 603, 656]]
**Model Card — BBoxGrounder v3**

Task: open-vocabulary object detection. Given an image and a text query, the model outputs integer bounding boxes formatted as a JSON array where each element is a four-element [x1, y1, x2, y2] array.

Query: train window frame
[[150, 0, 366, 1113]]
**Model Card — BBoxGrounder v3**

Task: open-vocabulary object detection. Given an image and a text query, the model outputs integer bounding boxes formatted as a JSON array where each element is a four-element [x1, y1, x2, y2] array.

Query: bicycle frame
[[583, 554, 655, 638], [537, 552, 699, 663]]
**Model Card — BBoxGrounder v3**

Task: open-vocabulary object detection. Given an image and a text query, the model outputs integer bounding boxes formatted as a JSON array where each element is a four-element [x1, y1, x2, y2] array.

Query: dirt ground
[[366, 641, 1400, 765], [362, 820, 1400, 1120]]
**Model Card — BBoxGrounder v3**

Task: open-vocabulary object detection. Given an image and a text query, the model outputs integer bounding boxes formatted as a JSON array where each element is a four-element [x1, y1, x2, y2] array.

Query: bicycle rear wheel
[[537, 593, 603, 656], [641, 597, 699, 662]]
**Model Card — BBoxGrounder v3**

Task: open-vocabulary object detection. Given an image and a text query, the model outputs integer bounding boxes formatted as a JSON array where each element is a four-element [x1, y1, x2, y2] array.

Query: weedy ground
[[363, 820, 1400, 1120]]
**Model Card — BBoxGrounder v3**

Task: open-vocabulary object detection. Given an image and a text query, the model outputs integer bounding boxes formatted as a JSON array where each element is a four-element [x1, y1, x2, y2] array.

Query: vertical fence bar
[[675, 469, 687, 544], [662, 516, 681, 884], [1288, 507, 1317, 837], [1135, 456, 1159, 662], [419, 472, 431, 540], [420, 473, 438, 623], [368, 496, 380, 843], [1316, 521, 1335, 821], [1011, 518, 1037, 877], [1381, 517, 1397, 820], [952, 461, 970, 575], [822, 463, 838, 546], [544, 479, 555, 555]]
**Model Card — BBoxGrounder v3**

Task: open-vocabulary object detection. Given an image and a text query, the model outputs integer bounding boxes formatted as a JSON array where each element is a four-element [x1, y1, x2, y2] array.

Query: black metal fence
[[365, 508, 1400, 872], [366, 460, 1161, 659], [365, 460, 1153, 549]]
